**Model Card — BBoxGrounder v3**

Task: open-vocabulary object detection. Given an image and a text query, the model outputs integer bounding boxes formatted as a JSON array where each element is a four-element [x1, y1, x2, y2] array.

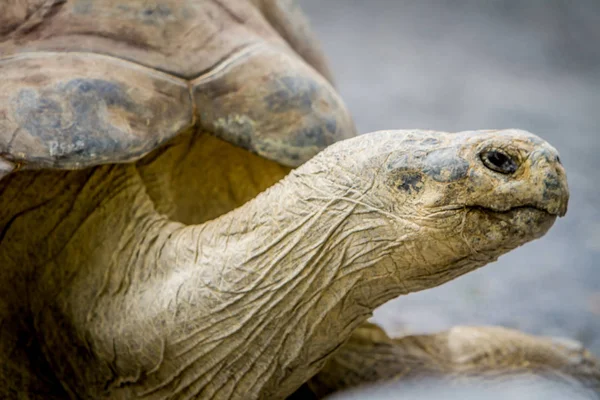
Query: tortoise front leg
[[303, 322, 600, 399]]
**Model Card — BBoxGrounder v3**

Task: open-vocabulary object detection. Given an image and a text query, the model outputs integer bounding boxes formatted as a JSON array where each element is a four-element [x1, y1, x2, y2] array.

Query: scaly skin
[[1, 129, 568, 399], [307, 323, 600, 399]]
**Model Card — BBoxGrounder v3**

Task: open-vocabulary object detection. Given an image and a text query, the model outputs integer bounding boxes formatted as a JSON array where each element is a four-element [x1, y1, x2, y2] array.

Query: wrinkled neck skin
[[1, 136, 546, 399]]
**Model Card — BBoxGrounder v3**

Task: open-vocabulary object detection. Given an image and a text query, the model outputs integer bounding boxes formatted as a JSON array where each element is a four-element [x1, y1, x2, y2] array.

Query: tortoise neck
[[14, 160, 413, 399], [127, 167, 414, 398], [2, 156, 473, 399]]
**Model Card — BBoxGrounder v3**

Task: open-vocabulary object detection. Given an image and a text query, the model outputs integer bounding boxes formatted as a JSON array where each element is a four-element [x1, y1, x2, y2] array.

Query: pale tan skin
[[0, 1, 596, 399], [308, 323, 600, 399]]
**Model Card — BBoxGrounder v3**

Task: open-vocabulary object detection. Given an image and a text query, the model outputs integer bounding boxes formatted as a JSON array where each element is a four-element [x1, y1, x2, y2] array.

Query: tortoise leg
[[301, 322, 600, 399]]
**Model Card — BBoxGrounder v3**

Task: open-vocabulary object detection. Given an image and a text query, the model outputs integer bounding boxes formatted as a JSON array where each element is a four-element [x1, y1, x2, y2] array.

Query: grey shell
[[0, 0, 355, 179]]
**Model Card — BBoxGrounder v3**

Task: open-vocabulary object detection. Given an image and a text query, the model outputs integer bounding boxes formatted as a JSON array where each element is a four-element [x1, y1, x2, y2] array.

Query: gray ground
[[326, 378, 594, 400], [302, 0, 600, 355]]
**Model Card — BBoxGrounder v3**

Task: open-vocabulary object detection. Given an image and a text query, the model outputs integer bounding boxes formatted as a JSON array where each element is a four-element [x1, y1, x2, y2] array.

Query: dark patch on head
[[423, 147, 470, 182], [14, 78, 152, 163], [397, 172, 423, 193], [264, 76, 319, 113], [544, 175, 561, 190]]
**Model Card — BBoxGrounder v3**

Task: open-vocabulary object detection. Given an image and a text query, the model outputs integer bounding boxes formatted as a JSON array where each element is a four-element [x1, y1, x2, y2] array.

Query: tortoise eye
[[480, 150, 518, 174]]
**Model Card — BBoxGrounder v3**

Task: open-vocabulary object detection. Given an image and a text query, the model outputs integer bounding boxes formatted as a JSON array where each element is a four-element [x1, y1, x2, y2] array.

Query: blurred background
[[301, 0, 600, 355]]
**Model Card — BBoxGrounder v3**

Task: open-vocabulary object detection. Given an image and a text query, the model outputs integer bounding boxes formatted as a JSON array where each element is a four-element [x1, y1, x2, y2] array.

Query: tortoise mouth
[[440, 204, 559, 217], [426, 204, 560, 223], [467, 205, 557, 236], [458, 205, 558, 246], [468, 204, 558, 216]]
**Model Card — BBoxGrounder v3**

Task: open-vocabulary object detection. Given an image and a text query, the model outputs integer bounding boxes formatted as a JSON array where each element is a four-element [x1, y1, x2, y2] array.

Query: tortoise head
[[414, 129, 569, 217], [299, 129, 569, 285]]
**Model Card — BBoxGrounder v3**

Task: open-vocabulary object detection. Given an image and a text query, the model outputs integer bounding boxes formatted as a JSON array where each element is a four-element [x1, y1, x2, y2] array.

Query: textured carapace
[[0, 0, 354, 173]]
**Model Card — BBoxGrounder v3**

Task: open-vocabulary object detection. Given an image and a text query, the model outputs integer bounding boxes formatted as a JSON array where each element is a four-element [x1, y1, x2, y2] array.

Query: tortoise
[[0, 0, 597, 399]]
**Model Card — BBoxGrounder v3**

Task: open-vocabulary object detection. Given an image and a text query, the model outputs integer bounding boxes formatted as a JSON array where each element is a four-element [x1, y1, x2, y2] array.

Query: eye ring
[[480, 149, 519, 174]]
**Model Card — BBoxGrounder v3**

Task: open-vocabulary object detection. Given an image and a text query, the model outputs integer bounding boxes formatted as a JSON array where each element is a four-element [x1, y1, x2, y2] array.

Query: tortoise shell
[[0, 0, 355, 178]]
